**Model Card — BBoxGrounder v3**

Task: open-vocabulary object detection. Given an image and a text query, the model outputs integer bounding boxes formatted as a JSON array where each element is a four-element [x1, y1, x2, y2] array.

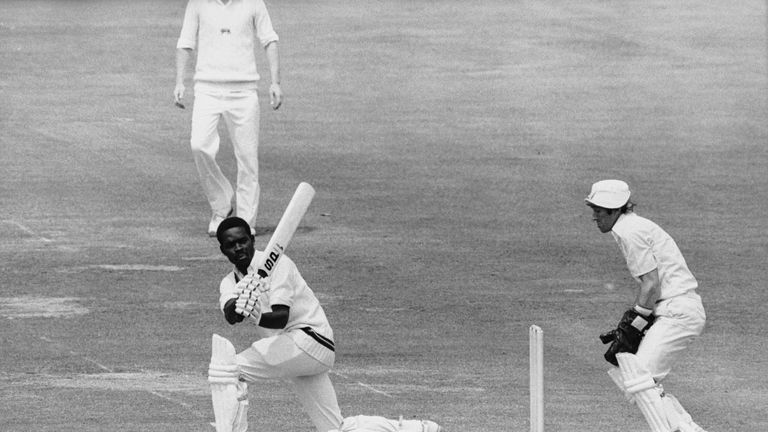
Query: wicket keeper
[[586, 179, 708, 431]]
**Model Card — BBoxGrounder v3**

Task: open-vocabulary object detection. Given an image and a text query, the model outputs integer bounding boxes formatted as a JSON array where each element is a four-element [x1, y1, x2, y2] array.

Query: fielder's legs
[[191, 91, 234, 221], [209, 334, 248, 432], [223, 90, 260, 231]]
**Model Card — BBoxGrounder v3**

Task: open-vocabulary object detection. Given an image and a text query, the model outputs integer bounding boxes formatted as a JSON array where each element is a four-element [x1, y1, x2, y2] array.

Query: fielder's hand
[[600, 308, 656, 366], [600, 330, 624, 366], [269, 83, 283, 110], [617, 308, 655, 344], [599, 329, 618, 345], [173, 83, 185, 109]]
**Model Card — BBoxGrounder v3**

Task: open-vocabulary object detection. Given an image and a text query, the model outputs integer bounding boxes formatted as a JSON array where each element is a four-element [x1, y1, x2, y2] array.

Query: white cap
[[585, 180, 631, 209]]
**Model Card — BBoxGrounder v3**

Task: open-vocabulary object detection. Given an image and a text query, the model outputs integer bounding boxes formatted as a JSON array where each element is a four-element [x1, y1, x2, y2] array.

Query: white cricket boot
[[208, 209, 233, 237], [419, 420, 443, 432]]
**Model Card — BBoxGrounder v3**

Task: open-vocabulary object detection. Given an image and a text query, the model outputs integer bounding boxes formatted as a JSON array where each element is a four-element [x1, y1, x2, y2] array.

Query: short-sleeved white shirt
[[218, 252, 334, 362], [611, 212, 698, 300], [177, 0, 279, 83]]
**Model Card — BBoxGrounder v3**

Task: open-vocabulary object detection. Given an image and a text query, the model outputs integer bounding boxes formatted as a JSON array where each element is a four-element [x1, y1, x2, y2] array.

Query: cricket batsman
[[207, 217, 444, 431], [208, 217, 342, 432], [586, 180, 708, 432]]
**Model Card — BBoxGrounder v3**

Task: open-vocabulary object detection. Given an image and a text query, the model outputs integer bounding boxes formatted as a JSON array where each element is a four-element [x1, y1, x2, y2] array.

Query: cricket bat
[[252, 182, 315, 278]]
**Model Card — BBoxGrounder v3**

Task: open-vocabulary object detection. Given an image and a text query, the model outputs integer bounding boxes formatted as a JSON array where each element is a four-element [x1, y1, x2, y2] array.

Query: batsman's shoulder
[[219, 271, 238, 290]]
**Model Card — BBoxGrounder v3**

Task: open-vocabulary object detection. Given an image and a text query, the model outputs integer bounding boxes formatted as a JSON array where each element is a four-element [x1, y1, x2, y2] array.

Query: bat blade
[[254, 182, 315, 278]]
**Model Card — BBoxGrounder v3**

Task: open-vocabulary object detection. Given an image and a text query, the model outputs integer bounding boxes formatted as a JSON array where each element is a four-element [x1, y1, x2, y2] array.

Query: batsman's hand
[[234, 274, 270, 321], [235, 288, 259, 319], [235, 273, 271, 296]]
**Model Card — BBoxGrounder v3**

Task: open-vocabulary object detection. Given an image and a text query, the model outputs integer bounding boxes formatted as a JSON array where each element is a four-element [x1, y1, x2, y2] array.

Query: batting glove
[[235, 289, 259, 318], [234, 275, 271, 322]]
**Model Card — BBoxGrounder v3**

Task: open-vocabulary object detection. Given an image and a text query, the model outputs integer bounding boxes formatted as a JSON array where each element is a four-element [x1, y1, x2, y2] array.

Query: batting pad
[[209, 334, 248, 432], [661, 393, 707, 432], [616, 353, 671, 432], [607, 367, 635, 403]]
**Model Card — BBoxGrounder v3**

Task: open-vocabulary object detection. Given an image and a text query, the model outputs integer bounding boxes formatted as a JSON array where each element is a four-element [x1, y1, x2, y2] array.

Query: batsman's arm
[[257, 305, 289, 329], [222, 299, 289, 329]]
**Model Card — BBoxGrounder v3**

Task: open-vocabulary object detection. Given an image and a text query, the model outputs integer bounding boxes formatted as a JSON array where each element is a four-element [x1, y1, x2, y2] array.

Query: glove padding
[[234, 274, 270, 321], [600, 308, 656, 366]]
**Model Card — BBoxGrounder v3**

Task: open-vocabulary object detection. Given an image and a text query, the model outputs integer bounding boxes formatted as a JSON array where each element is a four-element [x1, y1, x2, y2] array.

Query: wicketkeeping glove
[[600, 307, 656, 366]]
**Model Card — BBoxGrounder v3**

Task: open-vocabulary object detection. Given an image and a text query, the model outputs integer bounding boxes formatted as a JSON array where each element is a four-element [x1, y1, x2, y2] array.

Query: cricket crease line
[[331, 370, 394, 398], [40, 336, 114, 372], [3, 220, 53, 243], [39, 337, 208, 418], [148, 390, 208, 418]]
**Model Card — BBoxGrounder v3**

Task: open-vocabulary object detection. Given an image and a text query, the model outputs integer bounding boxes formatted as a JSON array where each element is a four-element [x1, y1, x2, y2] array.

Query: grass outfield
[[1, 1, 766, 431]]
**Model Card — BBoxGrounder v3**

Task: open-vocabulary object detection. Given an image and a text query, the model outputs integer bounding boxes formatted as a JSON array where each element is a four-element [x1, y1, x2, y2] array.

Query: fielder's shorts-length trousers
[[190, 87, 260, 227], [637, 291, 706, 382], [236, 333, 342, 432]]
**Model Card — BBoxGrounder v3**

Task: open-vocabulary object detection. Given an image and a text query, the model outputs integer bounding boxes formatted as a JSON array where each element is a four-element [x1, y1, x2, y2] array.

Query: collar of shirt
[[610, 212, 634, 235], [233, 266, 252, 283]]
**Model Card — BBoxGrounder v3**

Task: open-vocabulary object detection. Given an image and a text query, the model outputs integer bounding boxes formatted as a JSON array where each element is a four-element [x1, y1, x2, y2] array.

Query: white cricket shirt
[[611, 212, 698, 300], [219, 252, 335, 365], [177, 0, 279, 84]]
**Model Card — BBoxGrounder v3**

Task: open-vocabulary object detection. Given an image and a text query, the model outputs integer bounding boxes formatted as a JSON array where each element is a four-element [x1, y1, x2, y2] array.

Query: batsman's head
[[585, 179, 631, 233], [217, 217, 255, 269]]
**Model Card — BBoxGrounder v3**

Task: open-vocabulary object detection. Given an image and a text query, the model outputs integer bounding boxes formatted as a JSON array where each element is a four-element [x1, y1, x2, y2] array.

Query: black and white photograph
[[1, 1, 766, 431]]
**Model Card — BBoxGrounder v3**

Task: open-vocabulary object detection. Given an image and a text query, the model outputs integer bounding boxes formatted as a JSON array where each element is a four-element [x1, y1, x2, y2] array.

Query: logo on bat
[[257, 244, 285, 277]]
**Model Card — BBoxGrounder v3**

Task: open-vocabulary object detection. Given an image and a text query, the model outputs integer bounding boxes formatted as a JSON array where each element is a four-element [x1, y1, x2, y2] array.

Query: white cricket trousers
[[190, 86, 260, 227], [236, 333, 342, 432], [637, 290, 706, 382]]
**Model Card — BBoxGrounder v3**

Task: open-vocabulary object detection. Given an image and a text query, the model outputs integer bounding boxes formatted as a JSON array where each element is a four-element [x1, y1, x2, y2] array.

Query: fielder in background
[[174, 0, 283, 236], [209, 217, 341, 432], [586, 180, 708, 432]]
